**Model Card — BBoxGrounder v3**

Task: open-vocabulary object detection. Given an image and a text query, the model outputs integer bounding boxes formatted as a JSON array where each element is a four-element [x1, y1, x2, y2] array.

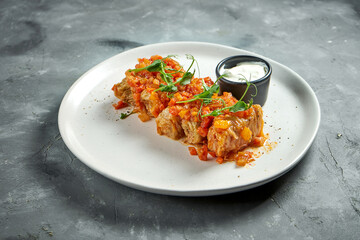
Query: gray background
[[1, 0, 360, 239]]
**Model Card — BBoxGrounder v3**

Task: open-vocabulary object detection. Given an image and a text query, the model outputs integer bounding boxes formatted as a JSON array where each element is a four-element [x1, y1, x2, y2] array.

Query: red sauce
[[112, 100, 128, 109]]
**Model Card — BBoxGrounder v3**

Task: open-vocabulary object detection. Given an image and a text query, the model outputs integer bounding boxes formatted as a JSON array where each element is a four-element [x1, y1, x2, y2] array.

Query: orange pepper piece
[[214, 120, 230, 130], [240, 127, 252, 142]]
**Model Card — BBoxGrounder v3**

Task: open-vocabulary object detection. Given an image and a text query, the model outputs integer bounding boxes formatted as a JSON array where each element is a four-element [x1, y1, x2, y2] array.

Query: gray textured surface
[[1, 0, 360, 239]]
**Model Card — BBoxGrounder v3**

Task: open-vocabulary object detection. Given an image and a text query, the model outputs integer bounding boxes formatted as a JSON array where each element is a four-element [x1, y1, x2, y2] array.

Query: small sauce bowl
[[215, 55, 272, 106]]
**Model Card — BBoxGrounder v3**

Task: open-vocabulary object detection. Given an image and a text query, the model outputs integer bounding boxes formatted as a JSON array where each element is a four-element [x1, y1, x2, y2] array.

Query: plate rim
[[58, 41, 321, 196]]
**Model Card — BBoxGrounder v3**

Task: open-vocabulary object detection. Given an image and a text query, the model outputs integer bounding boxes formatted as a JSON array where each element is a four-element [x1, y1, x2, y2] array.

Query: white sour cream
[[221, 61, 268, 82]]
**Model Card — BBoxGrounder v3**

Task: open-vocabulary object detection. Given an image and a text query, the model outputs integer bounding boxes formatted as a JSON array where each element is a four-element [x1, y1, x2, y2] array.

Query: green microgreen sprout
[[176, 73, 257, 118], [120, 111, 134, 119], [128, 55, 176, 85], [128, 59, 164, 73], [167, 93, 175, 98], [176, 74, 225, 105], [127, 55, 257, 119], [128, 54, 196, 93], [201, 76, 257, 117], [201, 99, 253, 117]]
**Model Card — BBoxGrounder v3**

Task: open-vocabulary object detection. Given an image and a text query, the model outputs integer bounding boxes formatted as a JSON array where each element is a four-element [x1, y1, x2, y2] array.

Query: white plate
[[58, 42, 320, 196]]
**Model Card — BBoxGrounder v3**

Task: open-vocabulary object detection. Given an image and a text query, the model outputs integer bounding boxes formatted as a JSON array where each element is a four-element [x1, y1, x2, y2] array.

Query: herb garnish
[[176, 76, 222, 104], [154, 54, 196, 92], [120, 111, 134, 119], [202, 78, 255, 117], [202, 99, 253, 117], [177, 74, 256, 117], [128, 59, 164, 73], [128, 54, 197, 93], [128, 56, 174, 85], [127, 56, 256, 118]]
